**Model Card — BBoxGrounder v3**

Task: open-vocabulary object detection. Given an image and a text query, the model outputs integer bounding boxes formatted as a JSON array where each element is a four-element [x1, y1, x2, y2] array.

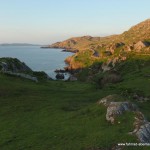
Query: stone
[[98, 95, 150, 142], [101, 63, 112, 72], [0, 58, 32, 73], [97, 94, 119, 106], [98, 95, 137, 124], [2, 71, 38, 82], [93, 50, 100, 57], [133, 93, 150, 102], [131, 112, 150, 143], [134, 41, 148, 51], [106, 102, 137, 123], [56, 73, 65, 79]]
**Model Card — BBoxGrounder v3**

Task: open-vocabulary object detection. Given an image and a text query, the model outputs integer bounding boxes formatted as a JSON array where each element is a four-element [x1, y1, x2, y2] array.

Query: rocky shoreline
[[61, 49, 79, 53], [41, 46, 79, 53], [41, 46, 79, 73], [0, 57, 52, 81]]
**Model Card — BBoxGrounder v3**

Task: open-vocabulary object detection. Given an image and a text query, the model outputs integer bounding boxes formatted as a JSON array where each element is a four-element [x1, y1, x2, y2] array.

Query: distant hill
[[48, 19, 150, 51], [0, 43, 40, 46], [46, 35, 118, 52], [48, 36, 101, 51], [120, 19, 150, 43], [47, 19, 150, 70]]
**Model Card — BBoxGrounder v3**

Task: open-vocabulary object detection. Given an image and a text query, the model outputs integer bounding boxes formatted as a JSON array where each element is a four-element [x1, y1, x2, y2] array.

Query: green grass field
[[0, 68, 150, 150], [0, 55, 150, 150]]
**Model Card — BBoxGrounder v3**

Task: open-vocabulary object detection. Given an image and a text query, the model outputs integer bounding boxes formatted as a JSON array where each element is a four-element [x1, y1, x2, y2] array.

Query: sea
[[0, 46, 73, 79]]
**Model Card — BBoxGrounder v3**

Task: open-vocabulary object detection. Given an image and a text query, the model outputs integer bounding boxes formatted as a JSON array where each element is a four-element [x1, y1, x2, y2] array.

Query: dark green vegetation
[[0, 54, 150, 150], [0, 75, 136, 150], [74, 50, 94, 67]]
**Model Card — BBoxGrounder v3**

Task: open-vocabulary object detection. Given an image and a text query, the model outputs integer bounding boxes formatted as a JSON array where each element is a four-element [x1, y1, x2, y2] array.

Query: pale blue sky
[[0, 0, 149, 44]]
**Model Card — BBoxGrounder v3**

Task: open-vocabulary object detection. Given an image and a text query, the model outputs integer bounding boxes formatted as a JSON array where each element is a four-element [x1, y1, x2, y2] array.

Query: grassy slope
[[0, 20, 150, 150], [115, 55, 150, 122], [0, 67, 150, 150]]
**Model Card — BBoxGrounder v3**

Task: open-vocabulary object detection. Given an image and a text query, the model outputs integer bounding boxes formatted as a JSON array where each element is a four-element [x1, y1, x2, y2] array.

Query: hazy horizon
[[0, 0, 150, 45]]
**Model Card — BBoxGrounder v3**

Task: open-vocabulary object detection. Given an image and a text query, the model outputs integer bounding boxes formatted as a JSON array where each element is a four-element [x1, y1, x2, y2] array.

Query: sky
[[0, 0, 150, 44]]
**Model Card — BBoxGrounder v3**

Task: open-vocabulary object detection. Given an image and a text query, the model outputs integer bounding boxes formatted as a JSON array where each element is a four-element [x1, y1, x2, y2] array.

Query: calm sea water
[[0, 46, 73, 79]]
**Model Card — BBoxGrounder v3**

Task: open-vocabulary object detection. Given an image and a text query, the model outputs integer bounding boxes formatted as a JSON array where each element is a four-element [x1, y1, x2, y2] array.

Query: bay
[[0, 46, 73, 79]]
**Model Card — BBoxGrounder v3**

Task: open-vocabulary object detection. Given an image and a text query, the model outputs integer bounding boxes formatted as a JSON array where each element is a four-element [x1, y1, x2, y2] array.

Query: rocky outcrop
[[56, 73, 65, 79], [105, 102, 136, 123], [97, 95, 118, 106], [0, 58, 31, 73], [101, 56, 127, 72], [0, 57, 53, 81], [98, 95, 137, 123], [55, 69, 67, 73], [131, 111, 150, 143], [62, 49, 79, 53], [133, 93, 150, 102], [124, 40, 150, 52], [125, 45, 134, 52], [92, 50, 100, 57], [106, 42, 125, 54], [98, 95, 150, 143], [0, 58, 39, 82], [65, 55, 83, 70], [134, 41, 150, 51], [2, 71, 38, 82], [101, 63, 112, 72]]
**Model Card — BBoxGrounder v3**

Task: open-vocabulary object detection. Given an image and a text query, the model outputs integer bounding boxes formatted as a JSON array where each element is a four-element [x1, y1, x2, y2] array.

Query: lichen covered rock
[[132, 112, 150, 143], [0, 57, 32, 73], [134, 41, 150, 51], [98, 95, 150, 143]]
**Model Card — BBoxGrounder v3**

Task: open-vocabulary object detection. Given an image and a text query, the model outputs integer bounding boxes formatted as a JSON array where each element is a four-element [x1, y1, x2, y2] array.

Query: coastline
[[0, 46, 73, 79], [41, 46, 79, 73], [41, 46, 79, 53]]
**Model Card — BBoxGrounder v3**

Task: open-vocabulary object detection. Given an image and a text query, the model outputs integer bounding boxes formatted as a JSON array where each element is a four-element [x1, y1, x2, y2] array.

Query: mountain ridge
[[47, 19, 150, 70], [48, 19, 150, 51]]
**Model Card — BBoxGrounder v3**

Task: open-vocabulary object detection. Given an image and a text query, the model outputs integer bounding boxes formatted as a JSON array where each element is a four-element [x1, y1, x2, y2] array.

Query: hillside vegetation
[[50, 19, 150, 50], [0, 19, 150, 150], [0, 60, 150, 150], [49, 19, 150, 70]]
